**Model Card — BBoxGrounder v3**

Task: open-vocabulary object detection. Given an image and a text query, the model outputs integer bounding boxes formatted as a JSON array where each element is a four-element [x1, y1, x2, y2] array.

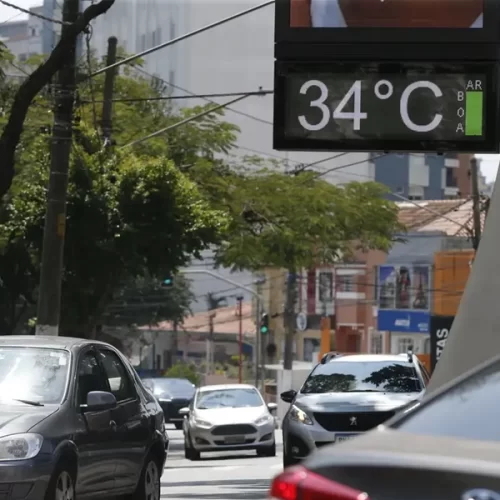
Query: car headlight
[[193, 418, 212, 428], [289, 405, 313, 426], [255, 414, 273, 425], [159, 398, 172, 403], [0, 433, 43, 461]]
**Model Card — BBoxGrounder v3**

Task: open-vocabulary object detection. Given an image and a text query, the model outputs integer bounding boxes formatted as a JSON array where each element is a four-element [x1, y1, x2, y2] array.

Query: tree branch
[[0, 0, 115, 198]]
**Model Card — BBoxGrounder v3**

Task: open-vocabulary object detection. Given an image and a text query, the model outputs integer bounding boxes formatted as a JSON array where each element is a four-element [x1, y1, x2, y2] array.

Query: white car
[[180, 384, 277, 460]]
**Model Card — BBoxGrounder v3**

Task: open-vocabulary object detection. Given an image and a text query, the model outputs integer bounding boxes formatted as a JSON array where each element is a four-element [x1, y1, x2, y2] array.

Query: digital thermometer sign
[[273, 61, 499, 153]]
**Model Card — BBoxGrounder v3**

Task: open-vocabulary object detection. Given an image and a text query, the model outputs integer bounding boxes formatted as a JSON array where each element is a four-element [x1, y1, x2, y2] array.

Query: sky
[[1, 1, 499, 184]]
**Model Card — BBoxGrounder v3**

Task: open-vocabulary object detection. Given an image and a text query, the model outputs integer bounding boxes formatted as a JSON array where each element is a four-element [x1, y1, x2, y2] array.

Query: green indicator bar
[[465, 91, 484, 136]]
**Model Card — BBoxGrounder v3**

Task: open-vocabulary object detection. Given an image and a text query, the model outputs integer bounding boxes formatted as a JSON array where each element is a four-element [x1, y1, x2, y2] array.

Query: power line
[[132, 65, 273, 127], [80, 90, 274, 104], [88, 0, 275, 78]]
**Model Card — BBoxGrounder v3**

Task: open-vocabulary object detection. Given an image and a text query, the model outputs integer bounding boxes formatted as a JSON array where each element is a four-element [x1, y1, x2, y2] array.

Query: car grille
[[211, 424, 257, 436], [313, 411, 396, 432]]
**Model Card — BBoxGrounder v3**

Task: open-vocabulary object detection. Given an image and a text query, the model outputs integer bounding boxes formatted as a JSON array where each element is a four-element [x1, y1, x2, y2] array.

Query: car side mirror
[[178, 407, 190, 416], [267, 402, 278, 412], [82, 391, 117, 412], [280, 390, 297, 404]]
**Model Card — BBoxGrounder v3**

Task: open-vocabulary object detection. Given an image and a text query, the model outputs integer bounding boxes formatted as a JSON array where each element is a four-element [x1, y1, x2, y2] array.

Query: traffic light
[[161, 275, 174, 288], [260, 313, 269, 335]]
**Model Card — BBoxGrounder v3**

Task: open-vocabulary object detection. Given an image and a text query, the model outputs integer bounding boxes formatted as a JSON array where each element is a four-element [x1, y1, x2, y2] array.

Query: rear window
[[392, 360, 500, 441], [301, 360, 423, 394]]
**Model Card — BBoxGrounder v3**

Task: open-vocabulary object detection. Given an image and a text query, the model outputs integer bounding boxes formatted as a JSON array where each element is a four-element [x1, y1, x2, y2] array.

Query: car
[[180, 383, 277, 460], [0, 335, 168, 500], [281, 352, 427, 466], [142, 377, 196, 429], [269, 352, 500, 500]]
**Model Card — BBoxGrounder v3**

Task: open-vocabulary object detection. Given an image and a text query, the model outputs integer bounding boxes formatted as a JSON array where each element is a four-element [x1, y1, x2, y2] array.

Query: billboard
[[273, 61, 498, 153], [289, 0, 483, 28], [377, 265, 431, 333], [274, 0, 500, 45], [429, 315, 454, 371]]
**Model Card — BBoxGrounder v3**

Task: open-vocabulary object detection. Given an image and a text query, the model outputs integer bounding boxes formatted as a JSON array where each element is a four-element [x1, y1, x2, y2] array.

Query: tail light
[[269, 466, 370, 500]]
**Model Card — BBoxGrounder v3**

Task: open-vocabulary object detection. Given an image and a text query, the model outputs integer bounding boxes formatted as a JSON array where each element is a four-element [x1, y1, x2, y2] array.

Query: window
[[397, 337, 414, 353], [169, 69, 175, 87], [196, 387, 264, 409], [169, 20, 176, 40], [31, 27, 36, 36], [318, 271, 333, 302], [97, 349, 135, 402], [301, 360, 423, 394], [0, 347, 70, 405], [370, 333, 383, 354], [77, 352, 108, 406], [408, 195, 423, 201], [393, 359, 500, 442], [337, 275, 354, 292], [418, 362, 430, 385]]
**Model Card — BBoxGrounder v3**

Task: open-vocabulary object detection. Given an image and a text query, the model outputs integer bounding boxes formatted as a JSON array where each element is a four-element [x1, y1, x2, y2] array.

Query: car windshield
[[147, 378, 195, 398], [0, 347, 70, 405], [392, 359, 500, 442], [196, 388, 263, 409], [301, 360, 423, 394]]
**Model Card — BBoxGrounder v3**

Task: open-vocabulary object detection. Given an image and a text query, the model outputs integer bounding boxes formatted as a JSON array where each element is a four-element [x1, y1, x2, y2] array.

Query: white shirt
[[310, 0, 483, 28]]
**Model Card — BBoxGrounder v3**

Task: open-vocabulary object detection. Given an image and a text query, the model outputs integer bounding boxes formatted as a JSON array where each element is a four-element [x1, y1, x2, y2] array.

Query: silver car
[[281, 353, 427, 467], [180, 384, 277, 460]]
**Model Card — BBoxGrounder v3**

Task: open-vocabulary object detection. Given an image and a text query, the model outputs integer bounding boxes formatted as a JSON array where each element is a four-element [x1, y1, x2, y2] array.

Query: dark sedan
[[0, 336, 168, 500], [269, 352, 500, 500], [142, 377, 195, 429]]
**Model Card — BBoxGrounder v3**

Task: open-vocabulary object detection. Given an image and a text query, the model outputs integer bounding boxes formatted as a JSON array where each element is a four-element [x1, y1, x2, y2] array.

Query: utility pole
[[36, 0, 79, 336], [470, 156, 482, 251], [283, 272, 298, 391], [101, 36, 118, 145], [237, 296, 244, 384]]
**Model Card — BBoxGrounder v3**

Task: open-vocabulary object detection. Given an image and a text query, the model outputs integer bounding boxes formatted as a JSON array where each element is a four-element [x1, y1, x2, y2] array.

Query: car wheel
[[256, 440, 276, 457], [45, 466, 75, 500], [283, 441, 299, 468], [131, 455, 161, 500], [184, 432, 200, 461], [174, 422, 183, 430]]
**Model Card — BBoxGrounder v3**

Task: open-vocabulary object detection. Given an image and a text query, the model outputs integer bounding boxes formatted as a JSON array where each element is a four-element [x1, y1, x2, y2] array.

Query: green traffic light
[[260, 326, 268, 334]]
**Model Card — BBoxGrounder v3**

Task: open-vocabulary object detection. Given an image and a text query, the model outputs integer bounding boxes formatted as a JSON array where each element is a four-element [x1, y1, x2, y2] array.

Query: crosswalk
[[166, 463, 283, 472]]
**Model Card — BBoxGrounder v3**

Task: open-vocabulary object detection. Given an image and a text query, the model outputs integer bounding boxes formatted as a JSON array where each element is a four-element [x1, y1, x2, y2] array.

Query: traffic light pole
[[179, 269, 263, 391]]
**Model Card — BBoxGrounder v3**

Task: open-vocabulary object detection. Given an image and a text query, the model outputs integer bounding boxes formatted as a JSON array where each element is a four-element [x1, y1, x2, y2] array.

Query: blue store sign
[[377, 310, 430, 333]]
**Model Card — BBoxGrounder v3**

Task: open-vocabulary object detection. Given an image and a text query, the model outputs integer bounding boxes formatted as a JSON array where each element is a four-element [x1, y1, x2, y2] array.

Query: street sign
[[430, 315, 454, 372], [274, 61, 498, 153], [296, 312, 307, 331]]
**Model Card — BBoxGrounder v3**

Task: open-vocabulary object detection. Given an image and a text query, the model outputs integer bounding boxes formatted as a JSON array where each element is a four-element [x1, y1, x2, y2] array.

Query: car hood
[[0, 405, 58, 436], [294, 391, 424, 413], [195, 406, 268, 425]]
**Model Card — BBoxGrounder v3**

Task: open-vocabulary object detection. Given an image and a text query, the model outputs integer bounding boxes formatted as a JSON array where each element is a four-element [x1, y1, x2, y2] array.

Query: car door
[[73, 349, 120, 496], [96, 347, 150, 490]]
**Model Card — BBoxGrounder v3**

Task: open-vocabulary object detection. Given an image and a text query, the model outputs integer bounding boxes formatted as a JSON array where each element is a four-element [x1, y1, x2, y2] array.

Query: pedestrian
[[290, 0, 483, 28]]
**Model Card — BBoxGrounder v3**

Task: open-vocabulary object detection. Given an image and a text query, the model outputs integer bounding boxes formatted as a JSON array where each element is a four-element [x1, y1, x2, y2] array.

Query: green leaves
[[214, 169, 404, 271]]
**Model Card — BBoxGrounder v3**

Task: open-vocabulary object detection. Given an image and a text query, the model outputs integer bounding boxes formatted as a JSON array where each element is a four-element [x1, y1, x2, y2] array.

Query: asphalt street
[[162, 427, 283, 499]]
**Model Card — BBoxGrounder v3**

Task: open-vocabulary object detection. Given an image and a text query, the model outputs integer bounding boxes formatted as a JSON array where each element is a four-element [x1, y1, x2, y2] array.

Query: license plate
[[224, 435, 246, 444], [336, 433, 360, 442]]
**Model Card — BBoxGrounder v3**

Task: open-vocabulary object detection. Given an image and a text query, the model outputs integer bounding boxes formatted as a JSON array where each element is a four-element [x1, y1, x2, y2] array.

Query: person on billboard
[[290, 0, 483, 28], [395, 267, 411, 309]]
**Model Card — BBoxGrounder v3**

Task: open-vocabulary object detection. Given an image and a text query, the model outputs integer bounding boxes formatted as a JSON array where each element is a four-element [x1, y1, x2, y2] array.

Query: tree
[[165, 362, 201, 386], [215, 169, 404, 271], [102, 274, 194, 328], [0, 0, 116, 198], [0, 50, 239, 337]]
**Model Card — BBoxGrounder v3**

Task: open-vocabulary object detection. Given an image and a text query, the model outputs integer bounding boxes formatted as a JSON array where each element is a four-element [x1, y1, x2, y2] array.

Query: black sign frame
[[430, 315, 455, 372], [275, 0, 500, 46], [273, 60, 499, 153]]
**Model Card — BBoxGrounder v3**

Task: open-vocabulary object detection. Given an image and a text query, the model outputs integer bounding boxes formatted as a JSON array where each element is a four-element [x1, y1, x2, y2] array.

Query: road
[[162, 427, 283, 499]]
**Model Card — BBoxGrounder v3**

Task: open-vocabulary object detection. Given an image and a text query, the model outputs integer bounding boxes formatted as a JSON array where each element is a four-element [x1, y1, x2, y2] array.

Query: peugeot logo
[[462, 489, 500, 500], [349, 416, 357, 426]]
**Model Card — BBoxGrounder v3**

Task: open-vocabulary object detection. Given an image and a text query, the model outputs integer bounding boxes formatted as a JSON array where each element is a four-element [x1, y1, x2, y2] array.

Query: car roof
[[198, 383, 257, 392], [327, 354, 413, 363], [0, 335, 111, 351]]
